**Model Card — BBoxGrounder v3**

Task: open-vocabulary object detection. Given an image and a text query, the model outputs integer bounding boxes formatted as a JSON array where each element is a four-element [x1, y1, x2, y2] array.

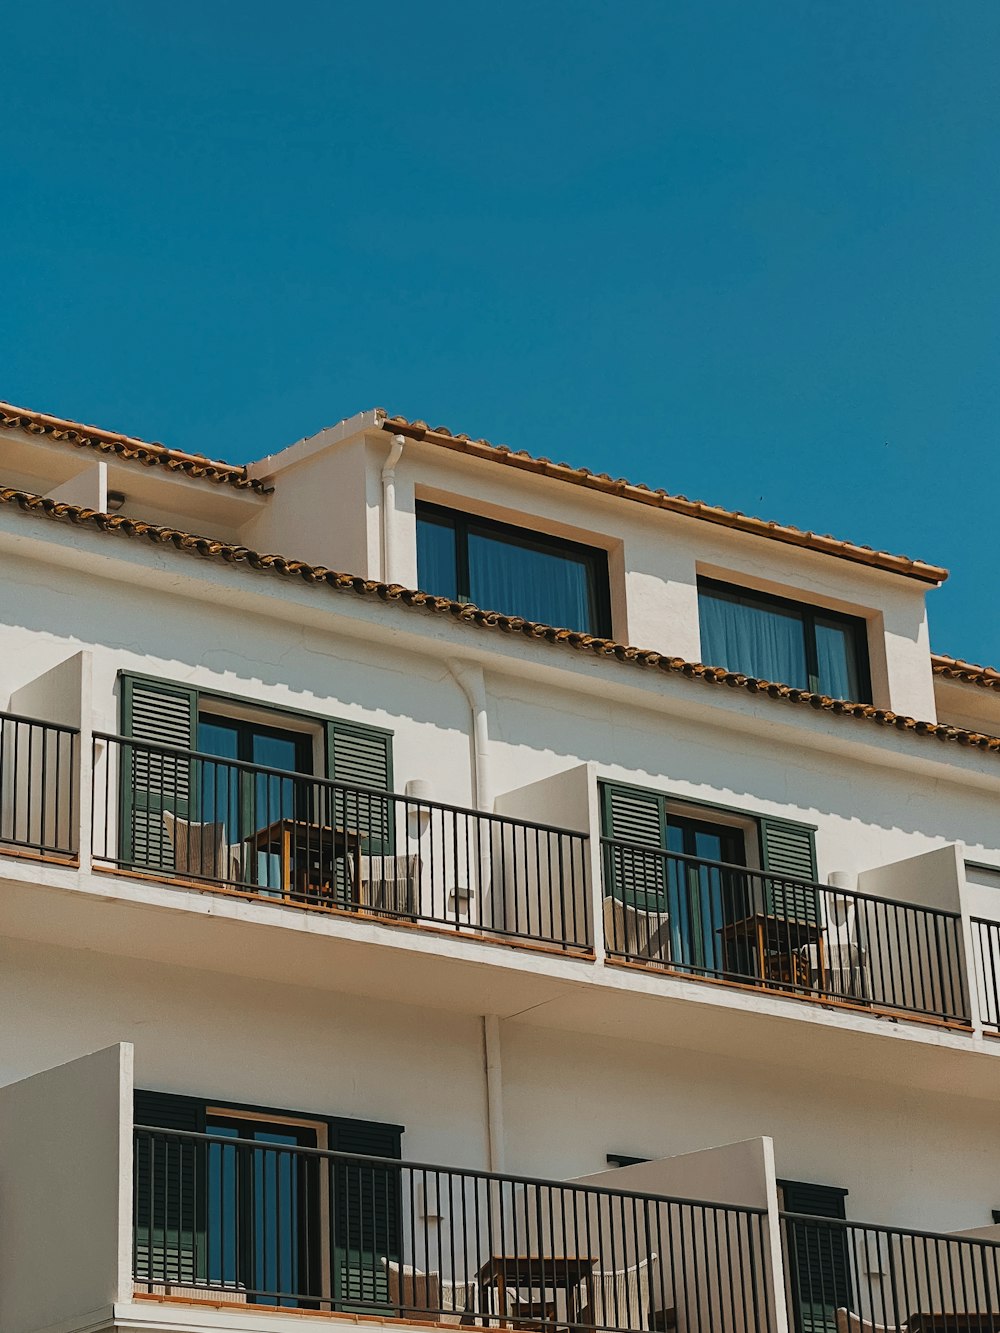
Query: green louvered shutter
[[325, 720, 394, 900], [600, 783, 668, 911], [133, 1090, 206, 1287], [760, 817, 819, 925], [120, 677, 198, 873], [780, 1180, 851, 1333], [329, 1116, 403, 1313]]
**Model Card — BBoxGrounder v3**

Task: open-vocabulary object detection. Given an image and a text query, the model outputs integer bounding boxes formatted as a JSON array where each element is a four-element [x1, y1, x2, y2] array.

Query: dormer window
[[698, 578, 872, 702], [416, 501, 612, 636]]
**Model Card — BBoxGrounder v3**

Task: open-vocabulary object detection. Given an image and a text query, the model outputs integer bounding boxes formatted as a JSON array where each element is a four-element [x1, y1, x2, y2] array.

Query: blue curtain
[[815, 620, 857, 700], [468, 531, 593, 630], [416, 514, 458, 599], [699, 589, 808, 687]]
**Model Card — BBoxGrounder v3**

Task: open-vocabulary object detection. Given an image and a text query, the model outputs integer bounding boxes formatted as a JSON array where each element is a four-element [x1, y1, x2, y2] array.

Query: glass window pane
[[199, 719, 239, 760], [416, 512, 458, 599], [815, 619, 860, 701], [467, 529, 594, 631], [252, 733, 302, 774], [197, 720, 241, 835], [699, 588, 809, 688]]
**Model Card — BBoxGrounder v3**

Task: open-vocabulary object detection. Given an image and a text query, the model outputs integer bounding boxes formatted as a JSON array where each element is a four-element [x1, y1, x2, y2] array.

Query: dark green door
[[781, 1180, 852, 1333]]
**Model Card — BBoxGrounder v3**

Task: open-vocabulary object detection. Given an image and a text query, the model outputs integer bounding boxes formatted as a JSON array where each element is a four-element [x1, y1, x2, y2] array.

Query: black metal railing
[[971, 918, 1000, 1035], [93, 734, 591, 951], [0, 710, 79, 859], [781, 1211, 1000, 1333], [601, 841, 969, 1023], [134, 1126, 775, 1331]]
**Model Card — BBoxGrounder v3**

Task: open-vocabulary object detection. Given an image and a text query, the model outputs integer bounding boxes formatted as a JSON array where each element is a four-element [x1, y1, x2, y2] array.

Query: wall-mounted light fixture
[[405, 779, 432, 834]]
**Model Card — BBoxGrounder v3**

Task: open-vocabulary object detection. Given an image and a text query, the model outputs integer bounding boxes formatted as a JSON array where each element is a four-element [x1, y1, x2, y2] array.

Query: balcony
[[0, 706, 990, 1039], [132, 1125, 775, 1332], [3, 1046, 1000, 1333], [779, 1211, 1000, 1333], [91, 733, 592, 954], [601, 840, 971, 1027]]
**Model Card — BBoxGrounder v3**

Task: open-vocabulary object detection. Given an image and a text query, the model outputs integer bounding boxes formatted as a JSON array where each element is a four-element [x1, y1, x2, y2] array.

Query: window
[[118, 675, 394, 890], [134, 1088, 403, 1311], [600, 782, 820, 973], [416, 501, 612, 636], [698, 578, 871, 702]]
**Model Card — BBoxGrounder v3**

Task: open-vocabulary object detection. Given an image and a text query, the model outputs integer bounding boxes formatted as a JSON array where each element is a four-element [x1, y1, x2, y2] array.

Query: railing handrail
[[1, 709, 80, 736], [96, 732, 588, 840], [601, 834, 962, 920], [133, 1124, 766, 1214], [780, 1209, 1000, 1250]]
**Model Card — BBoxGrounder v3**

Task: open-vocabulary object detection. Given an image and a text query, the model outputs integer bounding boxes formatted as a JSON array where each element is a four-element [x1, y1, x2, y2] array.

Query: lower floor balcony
[[779, 1211, 1000, 1333], [133, 1124, 773, 1332], [2, 1045, 998, 1333], [132, 1126, 1000, 1333]]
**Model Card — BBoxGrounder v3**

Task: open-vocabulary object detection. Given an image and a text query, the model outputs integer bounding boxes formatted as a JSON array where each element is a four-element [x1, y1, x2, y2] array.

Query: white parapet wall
[[857, 842, 971, 1023], [0, 1042, 134, 1333], [563, 1138, 788, 1333]]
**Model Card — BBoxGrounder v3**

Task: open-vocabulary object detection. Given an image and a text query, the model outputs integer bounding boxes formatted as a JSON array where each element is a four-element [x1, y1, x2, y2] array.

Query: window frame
[[198, 711, 315, 776], [416, 500, 613, 637], [697, 576, 873, 702]]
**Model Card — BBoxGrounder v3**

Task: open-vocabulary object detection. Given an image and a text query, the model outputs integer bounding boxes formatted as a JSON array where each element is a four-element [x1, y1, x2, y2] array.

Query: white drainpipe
[[380, 434, 405, 583], [482, 1015, 506, 1173], [448, 661, 492, 813]]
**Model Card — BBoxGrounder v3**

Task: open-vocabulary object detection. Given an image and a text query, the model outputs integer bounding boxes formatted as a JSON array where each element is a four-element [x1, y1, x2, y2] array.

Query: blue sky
[[3, 3, 999, 663]]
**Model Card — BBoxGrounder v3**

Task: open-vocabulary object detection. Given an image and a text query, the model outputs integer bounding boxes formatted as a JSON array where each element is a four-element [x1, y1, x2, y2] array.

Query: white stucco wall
[[0, 937, 490, 1171], [244, 434, 378, 578], [377, 436, 938, 719], [0, 534, 997, 892], [2, 933, 998, 1258], [498, 1021, 1000, 1236], [0, 1042, 133, 1333], [214, 422, 942, 719]]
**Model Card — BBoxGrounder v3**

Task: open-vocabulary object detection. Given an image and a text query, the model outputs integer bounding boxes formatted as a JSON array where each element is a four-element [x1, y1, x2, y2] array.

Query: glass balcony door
[[205, 1114, 323, 1307], [665, 816, 746, 974], [198, 715, 313, 893]]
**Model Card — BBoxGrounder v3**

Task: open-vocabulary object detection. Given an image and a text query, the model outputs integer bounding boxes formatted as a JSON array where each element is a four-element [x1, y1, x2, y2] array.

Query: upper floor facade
[[6, 401, 1000, 1333], [2, 398, 1000, 1091]]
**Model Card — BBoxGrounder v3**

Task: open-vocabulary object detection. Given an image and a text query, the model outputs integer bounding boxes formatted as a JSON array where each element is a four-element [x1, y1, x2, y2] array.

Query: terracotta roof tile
[[379, 413, 948, 585], [932, 654, 1000, 691], [3, 486, 996, 757], [0, 401, 271, 494]]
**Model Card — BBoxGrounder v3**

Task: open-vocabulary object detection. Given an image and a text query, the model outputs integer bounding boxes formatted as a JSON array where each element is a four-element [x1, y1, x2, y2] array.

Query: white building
[[1, 398, 999, 1333]]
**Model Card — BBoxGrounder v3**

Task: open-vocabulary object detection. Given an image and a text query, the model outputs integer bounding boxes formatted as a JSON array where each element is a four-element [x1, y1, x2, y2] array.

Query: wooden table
[[476, 1255, 598, 1331], [246, 819, 362, 905], [717, 913, 826, 992]]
